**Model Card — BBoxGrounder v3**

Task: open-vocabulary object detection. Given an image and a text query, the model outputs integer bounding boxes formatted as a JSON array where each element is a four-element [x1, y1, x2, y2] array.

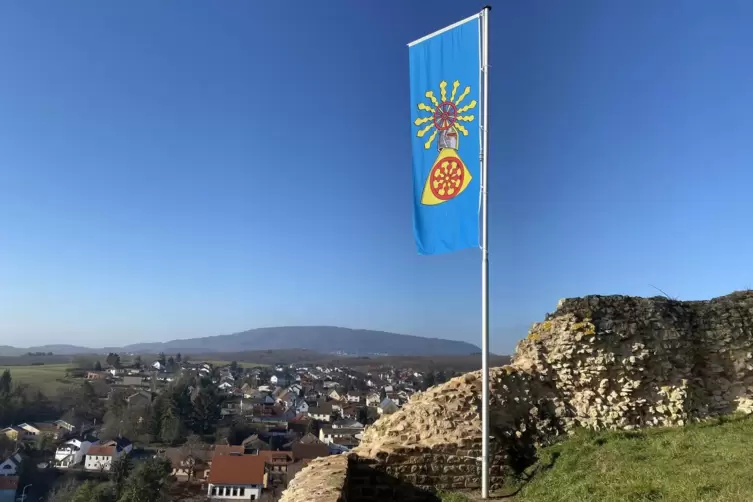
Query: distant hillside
[[120, 327, 481, 356], [0, 327, 482, 357]]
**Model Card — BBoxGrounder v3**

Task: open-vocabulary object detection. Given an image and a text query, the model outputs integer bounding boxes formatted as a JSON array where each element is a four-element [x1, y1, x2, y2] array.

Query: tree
[[160, 402, 185, 445], [94, 361, 103, 372], [35, 433, 55, 452], [106, 352, 120, 368], [379, 387, 387, 401], [46, 479, 80, 502], [157, 352, 166, 366], [149, 396, 165, 442], [356, 407, 368, 425], [117, 457, 172, 502], [0, 370, 11, 395], [106, 353, 121, 369], [230, 361, 239, 374], [133, 355, 142, 369], [436, 370, 447, 385], [190, 387, 220, 435], [167, 356, 177, 372], [422, 371, 436, 390], [175, 353, 182, 364], [111, 454, 133, 499]]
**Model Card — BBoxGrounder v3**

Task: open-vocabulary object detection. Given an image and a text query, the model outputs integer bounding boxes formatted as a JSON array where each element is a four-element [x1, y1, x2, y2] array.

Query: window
[[240, 488, 245, 496], [211, 487, 217, 496], [251, 496, 256, 501], [233, 487, 238, 496]]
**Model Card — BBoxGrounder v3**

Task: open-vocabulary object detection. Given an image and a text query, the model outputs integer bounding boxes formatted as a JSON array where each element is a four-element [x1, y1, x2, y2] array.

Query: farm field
[[0, 363, 77, 395], [203, 360, 268, 369]]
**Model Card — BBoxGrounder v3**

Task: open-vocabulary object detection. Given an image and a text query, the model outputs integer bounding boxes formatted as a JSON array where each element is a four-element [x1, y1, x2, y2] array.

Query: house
[[270, 374, 289, 386], [241, 435, 270, 455], [0, 428, 19, 442], [152, 361, 164, 371], [277, 390, 297, 409], [52, 420, 77, 434], [126, 391, 152, 409], [86, 371, 108, 380], [122, 375, 147, 388], [346, 393, 361, 403], [240, 383, 258, 398], [291, 434, 329, 463], [332, 419, 364, 430], [17, 422, 61, 440], [107, 367, 124, 377], [164, 446, 213, 481], [55, 436, 98, 468], [212, 445, 245, 457], [328, 390, 342, 401], [85, 438, 132, 471], [207, 455, 266, 500], [0, 453, 22, 476], [322, 381, 339, 389], [319, 427, 362, 446], [0, 476, 18, 502], [365, 393, 381, 407], [378, 398, 399, 415], [258, 450, 294, 473], [294, 399, 309, 415], [218, 381, 234, 391], [307, 402, 334, 422]]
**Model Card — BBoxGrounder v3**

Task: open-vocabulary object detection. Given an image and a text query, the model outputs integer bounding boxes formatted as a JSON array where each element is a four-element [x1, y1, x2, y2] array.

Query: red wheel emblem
[[433, 101, 457, 131], [429, 157, 464, 200]]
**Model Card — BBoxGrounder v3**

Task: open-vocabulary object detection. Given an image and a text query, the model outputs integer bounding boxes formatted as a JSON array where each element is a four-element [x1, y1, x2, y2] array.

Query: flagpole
[[480, 5, 491, 500]]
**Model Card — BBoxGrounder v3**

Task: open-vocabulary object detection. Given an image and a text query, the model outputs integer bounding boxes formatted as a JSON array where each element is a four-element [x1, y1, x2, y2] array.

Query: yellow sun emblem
[[413, 80, 477, 205]]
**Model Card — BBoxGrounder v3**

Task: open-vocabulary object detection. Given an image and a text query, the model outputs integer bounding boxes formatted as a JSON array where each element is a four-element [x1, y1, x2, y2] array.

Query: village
[[0, 355, 454, 501]]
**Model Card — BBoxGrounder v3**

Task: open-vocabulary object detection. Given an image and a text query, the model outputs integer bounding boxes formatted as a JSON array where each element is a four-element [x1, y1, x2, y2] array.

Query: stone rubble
[[281, 291, 753, 501]]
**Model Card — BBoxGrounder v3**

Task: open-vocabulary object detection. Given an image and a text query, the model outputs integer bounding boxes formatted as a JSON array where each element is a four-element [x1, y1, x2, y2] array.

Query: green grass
[[203, 360, 268, 368], [0, 363, 77, 395], [444, 414, 753, 502]]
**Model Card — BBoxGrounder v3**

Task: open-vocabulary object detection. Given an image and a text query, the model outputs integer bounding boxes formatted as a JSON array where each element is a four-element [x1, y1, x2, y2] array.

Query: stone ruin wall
[[281, 291, 753, 501]]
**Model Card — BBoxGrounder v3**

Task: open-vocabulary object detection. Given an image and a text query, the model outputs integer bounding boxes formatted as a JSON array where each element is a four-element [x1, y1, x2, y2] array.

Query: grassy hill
[[445, 414, 753, 502]]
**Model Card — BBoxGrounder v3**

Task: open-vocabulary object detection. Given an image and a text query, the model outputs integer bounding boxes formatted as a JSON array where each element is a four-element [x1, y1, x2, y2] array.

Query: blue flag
[[409, 16, 481, 255]]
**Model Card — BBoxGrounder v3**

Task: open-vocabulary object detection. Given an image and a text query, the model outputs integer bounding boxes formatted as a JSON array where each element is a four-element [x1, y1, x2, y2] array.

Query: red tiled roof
[[88, 445, 115, 456], [212, 445, 244, 457], [208, 455, 266, 485], [0, 476, 18, 490]]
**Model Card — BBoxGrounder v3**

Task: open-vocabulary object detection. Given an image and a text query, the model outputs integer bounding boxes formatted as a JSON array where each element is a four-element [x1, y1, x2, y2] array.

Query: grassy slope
[[445, 414, 753, 502]]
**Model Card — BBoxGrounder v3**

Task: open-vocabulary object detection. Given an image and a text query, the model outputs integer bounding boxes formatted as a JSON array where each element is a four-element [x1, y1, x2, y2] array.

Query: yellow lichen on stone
[[572, 320, 596, 335]]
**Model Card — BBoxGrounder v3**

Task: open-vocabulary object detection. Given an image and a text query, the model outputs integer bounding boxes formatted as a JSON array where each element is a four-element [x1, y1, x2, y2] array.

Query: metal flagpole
[[480, 5, 491, 500]]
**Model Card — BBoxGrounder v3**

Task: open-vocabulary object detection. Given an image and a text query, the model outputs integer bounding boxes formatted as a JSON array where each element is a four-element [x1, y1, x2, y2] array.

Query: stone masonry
[[281, 291, 753, 501]]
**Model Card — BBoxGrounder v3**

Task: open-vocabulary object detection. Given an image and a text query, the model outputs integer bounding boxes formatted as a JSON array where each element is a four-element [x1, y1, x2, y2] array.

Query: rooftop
[[88, 445, 115, 456], [213, 445, 244, 457], [0, 476, 18, 491], [208, 455, 266, 485]]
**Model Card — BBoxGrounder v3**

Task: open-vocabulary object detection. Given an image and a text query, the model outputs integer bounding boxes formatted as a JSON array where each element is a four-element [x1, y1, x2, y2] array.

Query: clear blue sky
[[2, 1, 752, 354]]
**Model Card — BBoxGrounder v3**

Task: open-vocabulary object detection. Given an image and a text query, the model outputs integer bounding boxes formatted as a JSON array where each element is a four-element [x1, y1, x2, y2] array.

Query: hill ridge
[[0, 325, 481, 356]]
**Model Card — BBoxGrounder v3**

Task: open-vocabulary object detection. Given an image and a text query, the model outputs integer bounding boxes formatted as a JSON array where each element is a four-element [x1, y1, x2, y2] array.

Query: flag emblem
[[409, 14, 480, 255], [414, 80, 477, 206]]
